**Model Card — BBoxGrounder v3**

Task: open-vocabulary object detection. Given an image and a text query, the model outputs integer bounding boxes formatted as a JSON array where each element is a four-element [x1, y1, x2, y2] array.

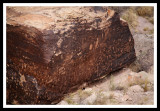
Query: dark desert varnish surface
[[6, 6, 136, 104]]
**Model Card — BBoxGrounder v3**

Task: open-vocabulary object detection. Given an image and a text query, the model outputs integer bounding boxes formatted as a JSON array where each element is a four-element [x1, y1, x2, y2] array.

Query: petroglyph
[[7, 6, 136, 104]]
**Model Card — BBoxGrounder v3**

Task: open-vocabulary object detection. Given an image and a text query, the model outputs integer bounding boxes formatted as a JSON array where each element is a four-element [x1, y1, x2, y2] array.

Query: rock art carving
[[6, 6, 136, 104]]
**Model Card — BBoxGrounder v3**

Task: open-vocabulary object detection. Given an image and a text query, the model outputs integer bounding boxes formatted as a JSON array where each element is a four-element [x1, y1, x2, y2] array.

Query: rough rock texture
[[6, 6, 136, 104]]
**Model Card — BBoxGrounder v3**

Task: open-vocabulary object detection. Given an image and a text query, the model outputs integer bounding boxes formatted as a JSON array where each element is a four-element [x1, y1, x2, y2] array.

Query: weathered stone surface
[[6, 6, 136, 104], [127, 85, 144, 93]]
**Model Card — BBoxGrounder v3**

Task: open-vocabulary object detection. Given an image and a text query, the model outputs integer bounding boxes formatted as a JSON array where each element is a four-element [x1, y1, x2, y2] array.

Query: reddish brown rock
[[6, 6, 136, 104]]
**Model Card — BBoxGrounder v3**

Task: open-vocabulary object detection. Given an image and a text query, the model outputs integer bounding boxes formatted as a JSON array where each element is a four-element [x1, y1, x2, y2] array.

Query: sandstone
[[6, 6, 136, 104]]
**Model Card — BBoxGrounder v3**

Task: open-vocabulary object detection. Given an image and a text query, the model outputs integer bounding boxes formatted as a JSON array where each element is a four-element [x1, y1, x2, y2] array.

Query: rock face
[[6, 6, 136, 104]]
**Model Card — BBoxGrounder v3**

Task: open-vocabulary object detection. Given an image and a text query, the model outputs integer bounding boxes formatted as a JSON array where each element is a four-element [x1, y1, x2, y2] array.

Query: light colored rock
[[122, 95, 132, 101], [128, 85, 144, 93], [57, 100, 69, 105], [113, 91, 123, 99], [81, 92, 97, 105], [101, 92, 111, 98], [126, 71, 153, 87], [138, 71, 154, 83], [133, 33, 154, 72], [84, 88, 93, 92]]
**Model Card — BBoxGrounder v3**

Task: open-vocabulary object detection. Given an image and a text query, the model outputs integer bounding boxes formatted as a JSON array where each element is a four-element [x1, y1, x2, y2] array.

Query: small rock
[[128, 85, 144, 93], [113, 91, 123, 99], [122, 95, 132, 101], [81, 92, 97, 105], [57, 100, 69, 105], [138, 71, 154, 83], [84, 88, 92, 92]]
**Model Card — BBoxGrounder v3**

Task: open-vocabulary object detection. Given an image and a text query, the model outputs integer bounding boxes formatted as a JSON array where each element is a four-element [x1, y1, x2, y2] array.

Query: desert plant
[[145, 16, 154, 24], [78, 89, 92, 101], [65, 98, 74, 104], [109, 74, 115, 90], [143, 27, 149, 31], [149, 29, 154, 34], [149, 17, 154, 24], [108, 6, 129, 15], [136, 6, 154, 17], [92, 91, 107, 105], [108, 93, 114, 99], [121, 8, 138, 28], [141, 77, 149, 92]]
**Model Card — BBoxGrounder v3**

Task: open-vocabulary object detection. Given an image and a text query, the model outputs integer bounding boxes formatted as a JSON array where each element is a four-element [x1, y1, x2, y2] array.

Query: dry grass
[[91, 91, 107, 105], [149, 28, 154, 34], [136, 6, 154, 25], [109, 74, 126, 91], [120, 6, 154, 28], [136, 7, 154, 17], [121, 8, 138, 28], [63, 89, 93, 105], [108, 6, 129, 14], [149, 17, 154, 24], [108, 93, 114, 99], [127, 75, 150, 92], [143, 27, 149, 31], [78, 89, 92, 100], [145, 16, 154, 24], [64, 98, 75, 104], [109, 74, 115, 90], [63, 92, 77, 104], [142, 77, 149, 92], [143, 27, 154, 34], [91, 92, 117, 105]]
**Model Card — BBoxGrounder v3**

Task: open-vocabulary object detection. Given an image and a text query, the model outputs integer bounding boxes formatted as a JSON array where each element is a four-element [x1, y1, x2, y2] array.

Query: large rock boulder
[[6, 6, 136, 104]]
